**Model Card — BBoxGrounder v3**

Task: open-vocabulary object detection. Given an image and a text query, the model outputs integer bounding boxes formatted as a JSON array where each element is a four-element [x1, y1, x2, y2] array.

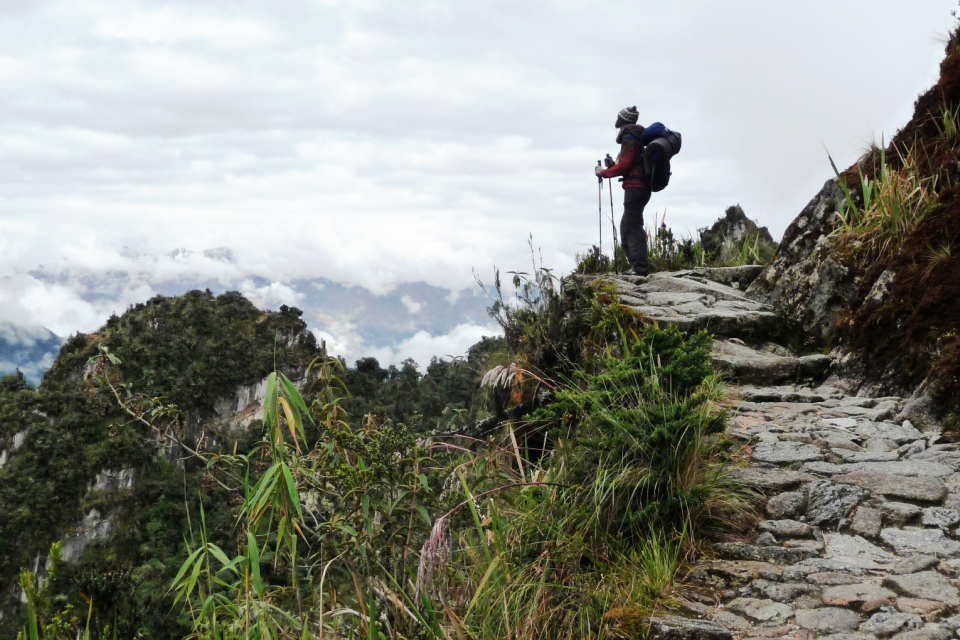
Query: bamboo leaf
[[281, 462, 303, 520]]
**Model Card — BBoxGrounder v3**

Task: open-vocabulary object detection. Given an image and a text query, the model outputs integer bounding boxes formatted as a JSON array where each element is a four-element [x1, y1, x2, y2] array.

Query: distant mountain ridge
[[20, 245, 497, 378], [0, 322, 61, 385]]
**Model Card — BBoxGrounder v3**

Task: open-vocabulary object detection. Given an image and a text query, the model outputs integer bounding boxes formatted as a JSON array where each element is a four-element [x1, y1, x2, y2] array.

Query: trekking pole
[[607, 178, 619, 273], [596, 161, 603, 255]]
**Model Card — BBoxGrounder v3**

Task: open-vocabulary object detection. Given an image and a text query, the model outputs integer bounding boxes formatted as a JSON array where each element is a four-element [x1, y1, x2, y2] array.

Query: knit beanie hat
[[615, 106, 639, 128]]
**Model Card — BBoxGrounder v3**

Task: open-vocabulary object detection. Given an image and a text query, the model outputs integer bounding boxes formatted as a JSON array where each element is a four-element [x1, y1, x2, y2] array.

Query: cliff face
[[747, 28, 960, 413]]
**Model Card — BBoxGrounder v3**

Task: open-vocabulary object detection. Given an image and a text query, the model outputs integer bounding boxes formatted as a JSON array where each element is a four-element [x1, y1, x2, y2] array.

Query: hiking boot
[[630, 268, 651, 277]]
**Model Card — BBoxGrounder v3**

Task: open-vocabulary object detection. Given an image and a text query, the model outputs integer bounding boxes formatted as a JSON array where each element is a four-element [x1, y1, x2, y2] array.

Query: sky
[[0, 0, 957, 366]]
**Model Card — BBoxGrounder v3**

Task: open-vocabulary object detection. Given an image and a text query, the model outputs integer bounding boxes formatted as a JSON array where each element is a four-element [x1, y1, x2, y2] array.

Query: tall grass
[[18, 253, 749, 640], [829, 141, 938, 268]]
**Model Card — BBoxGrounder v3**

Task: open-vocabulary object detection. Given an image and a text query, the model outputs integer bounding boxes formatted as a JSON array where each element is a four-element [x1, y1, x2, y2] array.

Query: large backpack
[[642, 129, 682, 192]]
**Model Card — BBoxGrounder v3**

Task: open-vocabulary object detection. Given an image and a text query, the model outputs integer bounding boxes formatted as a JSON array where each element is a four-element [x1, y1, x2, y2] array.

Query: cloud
[[0, 0, 956, 357], [400, 295, 421, 314], [239, 280, 305, 308], [314, 321, 502, 370]]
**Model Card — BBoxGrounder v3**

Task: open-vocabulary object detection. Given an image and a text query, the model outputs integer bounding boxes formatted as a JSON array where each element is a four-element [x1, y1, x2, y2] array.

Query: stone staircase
[[592, 270, 960, 640]]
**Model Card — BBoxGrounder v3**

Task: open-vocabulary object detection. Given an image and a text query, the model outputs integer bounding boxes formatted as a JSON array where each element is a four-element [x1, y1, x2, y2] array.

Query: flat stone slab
[[646, 615, 733, 640], [879, 529, 960, 558], [753, 441, 824, 465], [784, 558, 866, 581], [883, 571, 960, 606], [833, 471, 947, 503], [823, 533, 897, 569], [727, 597, 794, 623], [587, 273, 779, 338], [712, 341, 799, 384], [862, 611, 922, 636], [822, 583, 896, 607], [892, 555, 940, 575], [838, 461, 953, 478], [715, 542, 819, 564], [758, 519, 815, 538], [794, 607, 862, 633], [728, 467, 811, 491]]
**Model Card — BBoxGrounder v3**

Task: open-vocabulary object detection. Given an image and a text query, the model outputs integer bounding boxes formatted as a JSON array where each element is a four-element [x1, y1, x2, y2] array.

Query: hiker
[[595, 106, 673, 277]]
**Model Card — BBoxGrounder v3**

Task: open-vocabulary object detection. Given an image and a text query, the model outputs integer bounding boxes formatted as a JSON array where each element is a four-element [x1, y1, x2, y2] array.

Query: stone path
[[589, 270, 960, 640]]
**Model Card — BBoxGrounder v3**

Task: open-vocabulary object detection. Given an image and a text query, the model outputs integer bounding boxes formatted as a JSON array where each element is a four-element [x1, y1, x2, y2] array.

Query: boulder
[[745, 179, 856, 342]]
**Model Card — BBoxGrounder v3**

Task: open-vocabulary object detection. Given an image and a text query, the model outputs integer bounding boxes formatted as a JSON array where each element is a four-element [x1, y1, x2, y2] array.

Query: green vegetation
[[8, 251, 746, 639], [15, 252, 749, 639]]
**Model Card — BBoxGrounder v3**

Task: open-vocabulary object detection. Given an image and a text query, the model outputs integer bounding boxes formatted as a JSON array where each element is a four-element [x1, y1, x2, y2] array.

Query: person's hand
[[594, 165, 603, 177], [604, 154, 615, 168]]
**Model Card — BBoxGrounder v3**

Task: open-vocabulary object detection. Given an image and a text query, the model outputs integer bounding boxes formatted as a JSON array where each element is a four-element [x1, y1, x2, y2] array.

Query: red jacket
[[599, 125, 648, 189]]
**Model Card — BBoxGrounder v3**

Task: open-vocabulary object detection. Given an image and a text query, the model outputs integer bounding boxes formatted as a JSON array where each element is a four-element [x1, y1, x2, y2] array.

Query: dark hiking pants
[[621, 187, 651, 275]]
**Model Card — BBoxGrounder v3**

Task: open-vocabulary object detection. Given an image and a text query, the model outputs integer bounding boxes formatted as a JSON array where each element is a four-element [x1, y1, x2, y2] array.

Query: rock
[[753, 441, 825, 465], [728, 467, 810, 491], [867, 438, 900, 453], [895, 381, 940, 434], [922, 508, 960, 528], [881, 502, 924, 526], [883, 571, 960, 606], [866, 423, 926, 445], [887, 627, 950, 639], [699, 206, 778, 265], [868, 400, 901, 422], [686, 560, 782, 590], [646, 616, 733, 640], [838, 461, 953, 478], [833, 472, 947, 503], [808, 572, 866, 586], [826, 417, 861, 429], [798, 354, 833, 380], [727, 597, 794, 623], [707, 610, 751, 632], [852, 507, 884, 539], [794, 606, 862, 633], [751, 579, 820, 602], [784, 558, 866, 580], [603, 273, 781, 339], [833, 450, 900, 463], [899, 440, 927, 457], [712, 341, 799, 384], [895, 598, 947, 616], [892, 555, 940, 575], [822, 583, 896, 608], [823, 533, 897, 569], [745, 179, 854, 342], [880, 529, 960, 558], [806, 480, 869, 525], [758, 519, 815, 538], [756, 531, 777, 546], [803, 461, 846, 475], [715, 542, 819, 564], [862, 611, 923, 636], [767, 491, 806, 518]]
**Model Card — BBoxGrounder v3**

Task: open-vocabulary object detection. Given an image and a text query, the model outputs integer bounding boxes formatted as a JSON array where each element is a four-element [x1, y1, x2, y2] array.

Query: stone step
[[580, 271, 781, 339]]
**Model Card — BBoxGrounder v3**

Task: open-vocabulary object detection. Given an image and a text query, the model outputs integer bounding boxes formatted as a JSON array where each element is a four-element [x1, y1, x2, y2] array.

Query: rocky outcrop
[[745, 179, 858, 342], [699, 205, 778, 265]]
